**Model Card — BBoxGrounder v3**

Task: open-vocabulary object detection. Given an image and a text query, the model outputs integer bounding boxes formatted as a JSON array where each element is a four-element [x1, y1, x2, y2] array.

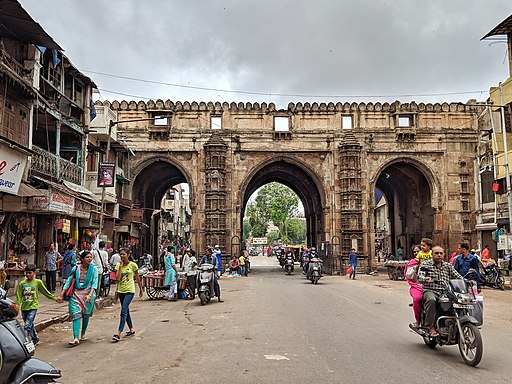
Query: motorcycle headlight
[[455, 292, 471, 304]]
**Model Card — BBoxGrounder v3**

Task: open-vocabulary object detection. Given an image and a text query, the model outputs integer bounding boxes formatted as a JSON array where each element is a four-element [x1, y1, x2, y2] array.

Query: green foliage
[[244, 182, 302, 243], [286, 218, 307, 244]]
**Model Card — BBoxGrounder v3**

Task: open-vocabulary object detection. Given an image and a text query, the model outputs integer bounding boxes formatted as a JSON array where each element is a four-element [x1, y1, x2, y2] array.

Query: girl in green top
[[112, 248, 143, 342], [16, 264, 62, 345]]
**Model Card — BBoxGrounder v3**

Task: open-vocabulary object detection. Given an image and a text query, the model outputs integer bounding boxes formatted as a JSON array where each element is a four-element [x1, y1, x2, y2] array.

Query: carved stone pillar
[[203, 134, 228, 251], [338, 132, 363, 256]]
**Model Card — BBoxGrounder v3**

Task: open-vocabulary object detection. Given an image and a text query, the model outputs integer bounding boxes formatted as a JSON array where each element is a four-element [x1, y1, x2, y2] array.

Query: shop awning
[[116, 174, 131, 184], [475, 223, 498, 231], [8, 182, 45, 197], [62, 180, 96, 198]]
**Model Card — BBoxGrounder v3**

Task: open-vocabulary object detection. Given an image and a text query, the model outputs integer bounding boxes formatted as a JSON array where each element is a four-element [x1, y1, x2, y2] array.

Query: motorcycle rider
[[199, 248, 224, 302], [306, 248, 323, 278], [417, 246, 464, 337]]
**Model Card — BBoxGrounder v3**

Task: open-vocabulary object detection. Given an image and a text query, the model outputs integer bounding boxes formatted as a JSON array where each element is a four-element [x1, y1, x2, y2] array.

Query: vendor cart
[[384, 260, 408, 281], [142, 271, 167, 299]]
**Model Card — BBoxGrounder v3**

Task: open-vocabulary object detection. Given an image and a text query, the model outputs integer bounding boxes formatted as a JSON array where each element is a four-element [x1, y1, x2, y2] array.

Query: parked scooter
[[284, 254, 295, 275], [478, 262, 505, 290], [410, 267, 484, 366], [197, 263, 216, 305], [307, 257, 322, 284], [0, 281, 62, 383]]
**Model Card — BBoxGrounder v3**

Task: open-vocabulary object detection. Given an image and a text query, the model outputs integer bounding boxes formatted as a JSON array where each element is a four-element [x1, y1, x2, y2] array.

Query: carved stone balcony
[[31, 145, 83, 185]]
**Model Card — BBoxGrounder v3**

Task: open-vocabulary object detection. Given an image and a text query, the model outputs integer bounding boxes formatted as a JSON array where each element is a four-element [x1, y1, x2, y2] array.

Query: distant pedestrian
[[186, 250, 198, 299], [61, 244, 77, 280], [58, 251, 98, 347], [43, 243, 62, 292], [239, 252, 246, 276], [112, 248, 143, 342], [348, 248, 358, 280], [164, 246, 178, 301], [17, 264, 62, 346]]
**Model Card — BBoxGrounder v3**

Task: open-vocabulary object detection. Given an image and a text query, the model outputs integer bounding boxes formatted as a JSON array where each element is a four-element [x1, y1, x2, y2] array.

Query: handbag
[[63, 278, 75, 301], [347, 267, 353, 275], [101, 272, 111, 288]]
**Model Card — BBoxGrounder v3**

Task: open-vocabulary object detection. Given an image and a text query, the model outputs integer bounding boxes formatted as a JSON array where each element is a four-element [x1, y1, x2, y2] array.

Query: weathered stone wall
[[98, 99, 483, 268]]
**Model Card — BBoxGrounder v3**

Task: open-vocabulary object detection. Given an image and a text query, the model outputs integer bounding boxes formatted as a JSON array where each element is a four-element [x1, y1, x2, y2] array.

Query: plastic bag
[[347, 267, 353, 275]]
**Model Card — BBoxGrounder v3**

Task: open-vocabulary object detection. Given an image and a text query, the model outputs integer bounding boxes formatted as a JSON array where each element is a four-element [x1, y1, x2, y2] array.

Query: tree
[[286, 218, 306, 244], [250, 182, 300, 242]]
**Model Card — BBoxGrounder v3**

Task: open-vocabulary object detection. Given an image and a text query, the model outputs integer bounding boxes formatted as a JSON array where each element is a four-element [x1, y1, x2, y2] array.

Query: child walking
[[16, 264, 62, 345]]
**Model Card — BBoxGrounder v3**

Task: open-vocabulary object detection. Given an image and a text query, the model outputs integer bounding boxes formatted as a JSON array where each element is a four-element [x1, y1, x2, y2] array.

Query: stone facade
[[97, 99, 484, 271]]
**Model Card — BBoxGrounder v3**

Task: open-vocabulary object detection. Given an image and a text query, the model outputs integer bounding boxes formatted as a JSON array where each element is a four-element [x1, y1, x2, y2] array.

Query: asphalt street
[[33, 256, 512, 384]]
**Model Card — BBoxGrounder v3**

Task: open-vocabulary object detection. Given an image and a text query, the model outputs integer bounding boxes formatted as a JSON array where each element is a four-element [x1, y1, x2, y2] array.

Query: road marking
[[264, 354, 289, 360]]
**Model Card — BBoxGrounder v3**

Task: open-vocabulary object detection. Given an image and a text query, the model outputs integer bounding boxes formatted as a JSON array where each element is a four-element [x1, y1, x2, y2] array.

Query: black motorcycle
[[410, 268, 483, 367], [284, 254, 295, 275], [478, 262, 505, 290], [0, 281, 62, 383]]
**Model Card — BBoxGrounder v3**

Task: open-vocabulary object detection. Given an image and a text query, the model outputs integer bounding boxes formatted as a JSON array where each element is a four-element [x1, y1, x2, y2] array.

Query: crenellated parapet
[[95, 99, 482, 114]]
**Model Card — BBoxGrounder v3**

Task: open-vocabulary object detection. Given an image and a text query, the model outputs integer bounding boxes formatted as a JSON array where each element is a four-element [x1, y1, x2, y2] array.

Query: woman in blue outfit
[[164, 246, 178, 301], [58, 250, 98, 347]]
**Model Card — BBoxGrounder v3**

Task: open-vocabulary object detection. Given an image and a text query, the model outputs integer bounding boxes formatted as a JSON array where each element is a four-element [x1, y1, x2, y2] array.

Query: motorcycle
[[284, 255, 295, 275], [410, 267, 484, 367], [197, 263, 216, 306], [478, 262, 505, 290], [307, 257, 322, 284], [0, 281, 62, 384]]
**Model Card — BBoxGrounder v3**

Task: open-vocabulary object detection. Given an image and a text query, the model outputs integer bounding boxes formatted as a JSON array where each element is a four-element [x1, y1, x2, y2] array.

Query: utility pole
[[499, 82, 512, 233]]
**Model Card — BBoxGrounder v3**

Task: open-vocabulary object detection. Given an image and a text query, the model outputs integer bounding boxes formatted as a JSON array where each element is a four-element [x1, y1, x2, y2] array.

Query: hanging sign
[[98, 162, 115, 187], [0, 144, 28, 195]]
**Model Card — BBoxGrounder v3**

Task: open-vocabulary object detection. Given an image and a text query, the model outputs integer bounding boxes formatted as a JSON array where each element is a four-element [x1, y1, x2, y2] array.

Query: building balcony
[[31, 145, 83, 185], [0, 48, 32, 85]]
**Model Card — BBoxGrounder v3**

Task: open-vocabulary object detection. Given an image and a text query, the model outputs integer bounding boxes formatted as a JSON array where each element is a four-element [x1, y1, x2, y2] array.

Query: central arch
[[131, 159, 191, 257], [240, 157, 325, 247]]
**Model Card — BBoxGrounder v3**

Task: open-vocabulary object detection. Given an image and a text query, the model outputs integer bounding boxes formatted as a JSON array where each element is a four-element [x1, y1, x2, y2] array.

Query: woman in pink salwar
[[405, 246, 422, 330]]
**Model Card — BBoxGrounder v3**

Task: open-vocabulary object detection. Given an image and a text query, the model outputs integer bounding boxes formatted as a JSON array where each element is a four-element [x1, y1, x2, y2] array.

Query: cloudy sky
[[19, 0, 512, 109]]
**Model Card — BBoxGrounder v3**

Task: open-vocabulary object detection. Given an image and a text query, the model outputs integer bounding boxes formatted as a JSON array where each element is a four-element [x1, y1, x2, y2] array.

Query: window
[[342, 116, 353, 130], [481, 171, 495, 203], [398, 116, 411, 127], [153, 116, 168, 126], [211, 116, 222, 130], [274, 117, 289, 131]]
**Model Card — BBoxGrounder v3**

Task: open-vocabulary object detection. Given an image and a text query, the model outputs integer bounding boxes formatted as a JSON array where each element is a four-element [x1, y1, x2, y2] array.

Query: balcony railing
[[31, 145, 83, 184], [0, 48, 31, 81]]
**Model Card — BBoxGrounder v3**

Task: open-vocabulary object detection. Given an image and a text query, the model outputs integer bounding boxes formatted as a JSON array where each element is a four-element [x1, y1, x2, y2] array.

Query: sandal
[[125, 331, 135, 337], [68, 339, 80, 347], [112, 334, 120, 343], [80, 336, 87, 341]]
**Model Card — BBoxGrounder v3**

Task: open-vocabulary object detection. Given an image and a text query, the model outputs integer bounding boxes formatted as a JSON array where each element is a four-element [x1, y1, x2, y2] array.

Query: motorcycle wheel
[[286, 268, 291, 275], [458, 322, 483, 366], [313, 276, 319, 285], [199, 292, 208, 306], [496, 276, 505, 290], [422, 335, 437, 348]]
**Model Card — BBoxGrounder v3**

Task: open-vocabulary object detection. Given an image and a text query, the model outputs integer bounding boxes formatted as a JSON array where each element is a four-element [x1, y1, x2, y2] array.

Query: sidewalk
[[7, 292, 116, 332]]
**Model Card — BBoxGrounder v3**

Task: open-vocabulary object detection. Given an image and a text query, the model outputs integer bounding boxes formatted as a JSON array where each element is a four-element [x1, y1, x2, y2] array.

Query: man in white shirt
[[88, 241, 108, 292]]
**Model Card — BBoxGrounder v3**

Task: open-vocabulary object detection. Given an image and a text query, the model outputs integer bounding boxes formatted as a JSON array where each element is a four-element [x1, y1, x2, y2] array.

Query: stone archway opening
[[132, 160, 190, 259], [241, 160, 325, 251], [375, 161, 434, 260]]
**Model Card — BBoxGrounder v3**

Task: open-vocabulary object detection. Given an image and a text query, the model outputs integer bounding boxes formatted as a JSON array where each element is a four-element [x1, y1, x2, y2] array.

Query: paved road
[[34, 256, 512, 384]]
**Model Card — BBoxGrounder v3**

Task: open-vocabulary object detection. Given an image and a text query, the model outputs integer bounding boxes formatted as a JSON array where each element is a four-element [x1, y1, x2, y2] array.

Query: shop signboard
[[74, 200, 92, 219], [0, 144, 28, 195], [28, 189, 74, 215]]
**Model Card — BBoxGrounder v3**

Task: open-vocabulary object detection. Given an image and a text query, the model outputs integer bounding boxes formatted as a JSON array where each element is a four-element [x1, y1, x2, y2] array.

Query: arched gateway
[[100, 99, 483, 273]]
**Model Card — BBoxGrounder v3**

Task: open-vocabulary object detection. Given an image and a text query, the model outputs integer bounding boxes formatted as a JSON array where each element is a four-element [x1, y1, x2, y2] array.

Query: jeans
[[187, 274, 197, 299], [118, 292, 134, 332], [349, 264, 357, 279], [239, 265, 246, 276], [45, 270, 57, 291], [22, 309, 39, 343]]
